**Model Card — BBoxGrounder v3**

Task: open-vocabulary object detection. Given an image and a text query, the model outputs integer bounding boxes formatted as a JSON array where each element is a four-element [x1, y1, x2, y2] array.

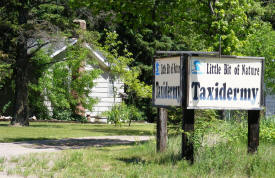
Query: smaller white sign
[[188, 56, 263, 110], [153, 56, 182, 106]]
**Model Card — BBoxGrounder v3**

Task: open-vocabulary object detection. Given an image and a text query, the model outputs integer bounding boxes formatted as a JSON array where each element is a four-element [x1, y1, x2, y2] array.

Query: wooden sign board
[[153, 56, 182, 107], [187, 56, 264, 110]]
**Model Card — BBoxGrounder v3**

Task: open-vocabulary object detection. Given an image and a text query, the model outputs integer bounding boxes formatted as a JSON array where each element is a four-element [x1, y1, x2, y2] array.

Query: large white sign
[[153, 56, 182, 106], [188, 56, 263, 110]]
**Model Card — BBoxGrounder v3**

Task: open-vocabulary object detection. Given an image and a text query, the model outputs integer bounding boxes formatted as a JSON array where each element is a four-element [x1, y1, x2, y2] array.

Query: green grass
[[0, 157, 4, 172], [2, 118, 275, 177], [4, 136, 275, 178], [0, 122, 155, 142]]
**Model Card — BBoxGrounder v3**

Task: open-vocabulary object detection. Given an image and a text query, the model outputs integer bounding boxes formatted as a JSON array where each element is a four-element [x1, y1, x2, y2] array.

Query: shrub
[[52, 108, 87, 122], [103, 102, 144, 126]]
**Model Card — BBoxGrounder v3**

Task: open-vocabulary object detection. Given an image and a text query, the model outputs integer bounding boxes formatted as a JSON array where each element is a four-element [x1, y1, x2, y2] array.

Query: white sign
[[188, 56, 263, 110], [153, 56, 182, 106]]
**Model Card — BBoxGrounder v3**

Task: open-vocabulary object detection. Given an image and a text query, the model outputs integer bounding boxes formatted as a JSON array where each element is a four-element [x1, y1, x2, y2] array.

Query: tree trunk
[[11, 63, 30, 126], [10, 5, 30, 126]]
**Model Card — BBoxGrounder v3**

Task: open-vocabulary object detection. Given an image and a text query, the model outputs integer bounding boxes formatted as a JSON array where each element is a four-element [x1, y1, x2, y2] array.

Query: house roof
[[28, 38, 109, 69], [49, 38, 109, 69], [50, 38, 78, 58]]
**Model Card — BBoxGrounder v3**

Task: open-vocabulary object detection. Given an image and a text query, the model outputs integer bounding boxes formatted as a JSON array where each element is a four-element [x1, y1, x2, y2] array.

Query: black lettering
[[227, 88, 233, 100], [233, 88, 239, 100], [252, 88, 259, 100], [192, 82, 200, 100], [207, 87, 214, 100], [156, 82, 160, 98], [240, 88, 249, 100], [200, 87, 206, 100], [219, 83, 226, 100], [215, 82, 219, 100]]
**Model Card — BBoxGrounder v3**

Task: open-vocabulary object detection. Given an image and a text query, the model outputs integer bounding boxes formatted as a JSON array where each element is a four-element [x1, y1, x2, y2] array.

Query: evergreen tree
[[0, 0, 77, 125]]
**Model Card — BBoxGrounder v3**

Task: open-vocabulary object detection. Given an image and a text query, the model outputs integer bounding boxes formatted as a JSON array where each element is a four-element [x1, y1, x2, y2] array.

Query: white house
[[43, 38, 124, 123]]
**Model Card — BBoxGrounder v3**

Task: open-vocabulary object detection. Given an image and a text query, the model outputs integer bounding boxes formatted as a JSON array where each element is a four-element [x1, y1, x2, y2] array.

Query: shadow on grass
[[1, 137, 54, 143], [118, 153, 182, 166], [27, 124, 63, 128], [118, 157, 148, 165], [5, 137, 152, 151], [78, 128, 153, 136], [117, 153, 183, 167], [0, 123, 63, 128]]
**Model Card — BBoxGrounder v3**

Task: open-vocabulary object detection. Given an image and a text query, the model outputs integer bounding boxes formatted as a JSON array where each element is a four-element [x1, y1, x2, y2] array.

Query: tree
[[1, 0, 273, 125], [70, 0, 274, 121], [29, 30, 102, 121], [0, 0, 76, 126]]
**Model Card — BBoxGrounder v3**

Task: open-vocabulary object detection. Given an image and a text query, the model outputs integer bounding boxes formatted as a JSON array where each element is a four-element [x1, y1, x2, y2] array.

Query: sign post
[[153, 56, 182, 152], [248, 110, 260, 153], [153, 51, 264, 161], [181, 54, 195, 162], [157, 108, 168, 152]]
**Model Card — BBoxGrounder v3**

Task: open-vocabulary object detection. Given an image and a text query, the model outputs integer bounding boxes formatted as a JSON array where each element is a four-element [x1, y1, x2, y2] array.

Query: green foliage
[[52, 109, 73, 121], [2, 119, 275, 178], [0, 1, 80, 124], [168, 108, 219, 126], [260, 118, 275, 143], [0, 52, 12, 90], [102, 31, 152, 99], [237, 22, 275, 93], [52, 108, 87, 122], [29, 31, 102, 120], [103, 102, 144, 126], [1, 0, 274, 122], [103, 104, 122, 126], [1, 101, 11, 115], [68, 0, 275, 121]]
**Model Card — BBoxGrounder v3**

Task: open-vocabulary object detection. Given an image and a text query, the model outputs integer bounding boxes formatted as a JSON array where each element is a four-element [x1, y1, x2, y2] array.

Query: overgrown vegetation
[[1, 0, 274, 125], [103, 102, 145, 126], [1, 117, 274, 177]]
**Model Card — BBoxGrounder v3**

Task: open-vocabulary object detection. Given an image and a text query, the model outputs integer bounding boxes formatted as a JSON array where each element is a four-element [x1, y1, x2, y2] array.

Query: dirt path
[[0, 136, 154, 177], [0, 136, 154, 159]]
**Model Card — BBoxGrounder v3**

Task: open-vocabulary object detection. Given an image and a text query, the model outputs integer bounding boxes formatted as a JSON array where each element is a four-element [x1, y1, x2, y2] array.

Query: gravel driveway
[[0, 136, 154, 159]]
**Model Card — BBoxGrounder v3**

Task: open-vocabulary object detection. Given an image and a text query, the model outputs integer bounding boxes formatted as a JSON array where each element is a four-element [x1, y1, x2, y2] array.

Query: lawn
[[1, 118, 274, 177], [0, 121, 155, 142], [2, 136, 275, 178]]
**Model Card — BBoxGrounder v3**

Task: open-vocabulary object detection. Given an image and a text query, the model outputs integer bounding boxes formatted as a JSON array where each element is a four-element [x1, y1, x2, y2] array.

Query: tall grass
[[2, 118, 275, 177]]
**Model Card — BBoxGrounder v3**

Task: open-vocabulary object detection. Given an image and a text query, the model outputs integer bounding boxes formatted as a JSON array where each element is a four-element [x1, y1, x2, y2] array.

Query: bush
[[103, 102, 144, 126], [53, 109, 73, 121], [52, 108, 87, 122], [260, 118, 275, 143]]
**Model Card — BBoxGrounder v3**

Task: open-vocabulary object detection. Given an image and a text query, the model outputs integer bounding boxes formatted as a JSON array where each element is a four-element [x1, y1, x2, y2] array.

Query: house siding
[[85, 69, 124, 122], [42, 41, 125, 123]]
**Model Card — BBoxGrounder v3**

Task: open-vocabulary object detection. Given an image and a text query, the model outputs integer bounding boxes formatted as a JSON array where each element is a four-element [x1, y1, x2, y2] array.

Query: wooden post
[[248, 110, 260, 153], [157, 108, 168, 152], [182, 109, 194, 162]]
